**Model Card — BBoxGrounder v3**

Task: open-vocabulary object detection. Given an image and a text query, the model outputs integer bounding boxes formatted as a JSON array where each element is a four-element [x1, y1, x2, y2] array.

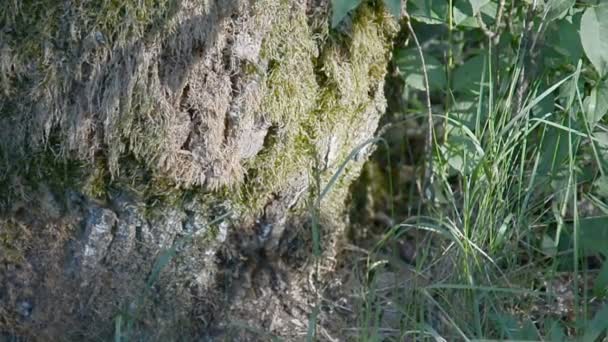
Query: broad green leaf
[[395, 48, 446, 91], [453, 0, 474, 25], [452, 54, 485, 94], [597, 131, 608, 173], [551, 175, 576, 211], [541, 234, 558, 257], [545, 13, 583, 67], [408, 0, 447, 24], [441, 136, 478, 176], [544, 318, 566, 342], [331, 0, 363, 27], [440, 121, 483, 176], [557, 14, 583, 63], [580, 4, 608, 76], [534, 117, 583, 205], [492, 313, 520, 339], [532, 81, 556, 118], [568, 216, 608, 258], [383, 0, 401, 18], [594, 262, 608, 297], [579, 217, 608, 256], [451, 99, 489, 129], [519, 319, 540, 340], [492, 313, 537, 340], [454, 0, 497, 27], [468, 0, 490, 15], [584, 80, 608, 128], [597, 131, 608, 149], [538, 119, 579, 178], [545, 0, 575, 22], [594, 175, 608, 197], [582, 303, 608, 342]]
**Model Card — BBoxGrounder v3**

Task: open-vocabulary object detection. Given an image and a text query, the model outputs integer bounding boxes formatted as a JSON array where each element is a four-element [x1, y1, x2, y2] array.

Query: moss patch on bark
[[234, 1, 398, 213]]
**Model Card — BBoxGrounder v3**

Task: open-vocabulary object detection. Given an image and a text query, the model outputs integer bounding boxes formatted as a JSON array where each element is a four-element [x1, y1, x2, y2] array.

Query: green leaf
[[533, 81, 556, 118], [395, 48, 446, 91], [452, 54, 485, 94], [441, 121, 483, 176], [408, 0, 447, 24], [596, 131, 608, 149], [538, 118, 580, 178], [383, 0, 401, 18], [453, 0, 473, 25], [468, 0, 490, 15], [545, 0, 575, 22], [594, 175, 608, 198], [584, 80, 608, 128], [541, 234, 558, 257], [594, 262, 608, 297], [559, 68, 583, 111], [557, 14, 583, 63], [519, 319, 540, 340], [578, 216, 608, 256], [580, 4, 608, 76], [492, 313, 520, 339], [582, 303, 608, 342], [454, 0, 497, 27], [544, 318, 566, 342], [492, 313, 538, 340], [331, 0, 363, 27], [451, 99, 489, 129]]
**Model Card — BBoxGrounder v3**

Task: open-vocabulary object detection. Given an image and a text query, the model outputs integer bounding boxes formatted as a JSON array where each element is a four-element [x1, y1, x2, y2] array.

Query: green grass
[[339, 13, 608, 341]]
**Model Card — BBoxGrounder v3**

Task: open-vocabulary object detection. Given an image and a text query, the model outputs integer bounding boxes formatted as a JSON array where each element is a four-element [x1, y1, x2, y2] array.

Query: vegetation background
[[337, 0, 608, 340]]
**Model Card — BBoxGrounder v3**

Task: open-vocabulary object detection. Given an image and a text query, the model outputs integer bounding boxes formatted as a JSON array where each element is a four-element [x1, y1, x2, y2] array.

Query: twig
[[403, 11, 435, 204], [475, 0, 506, 45]]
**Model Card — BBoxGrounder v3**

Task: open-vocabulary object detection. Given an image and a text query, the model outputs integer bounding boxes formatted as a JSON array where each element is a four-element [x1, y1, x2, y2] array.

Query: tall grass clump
[[331, 1, 608, 340]]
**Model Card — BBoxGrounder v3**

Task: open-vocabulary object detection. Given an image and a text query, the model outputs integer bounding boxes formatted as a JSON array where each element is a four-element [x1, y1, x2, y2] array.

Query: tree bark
[[0, 0, 396, 340]]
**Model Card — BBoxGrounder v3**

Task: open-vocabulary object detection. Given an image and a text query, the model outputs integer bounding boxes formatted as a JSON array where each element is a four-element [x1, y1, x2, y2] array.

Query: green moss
[[1, 0, 177, 59], [0, 0, 185, 211], [232, 1, 397, 214], [0, 0, 180, 175], [243, 60, 264, 77], [0, 142, 85, 211], [231, 0, 319, 212], [0, 220, 28, 265], [83, 159, 111, 200], [1, 0, 397, 226]]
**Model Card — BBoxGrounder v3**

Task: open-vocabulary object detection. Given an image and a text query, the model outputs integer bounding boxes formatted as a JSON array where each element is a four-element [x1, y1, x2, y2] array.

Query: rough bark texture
[[0, 0, 397, 340]]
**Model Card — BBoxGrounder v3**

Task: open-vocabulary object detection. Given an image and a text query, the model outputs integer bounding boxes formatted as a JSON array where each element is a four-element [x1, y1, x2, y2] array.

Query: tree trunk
[[0, 0, 396, 339]]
